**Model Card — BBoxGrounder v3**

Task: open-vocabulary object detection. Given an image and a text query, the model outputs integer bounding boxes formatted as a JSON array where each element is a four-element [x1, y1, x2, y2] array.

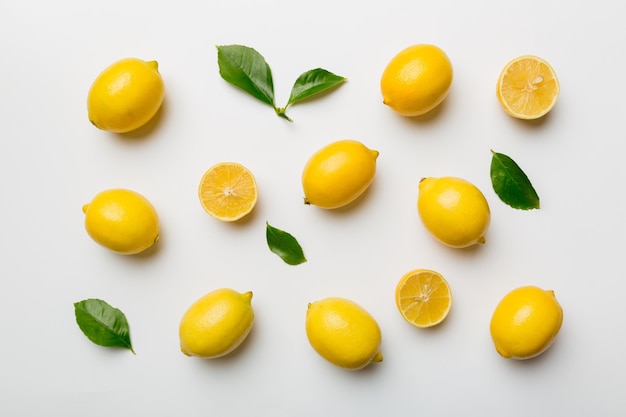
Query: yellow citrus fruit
[[82, 188, 159, 255], [198, 162, 258, 222], [87, 57, 165, 133], [490, 286, 563, 360], [395, 269, 452, 328], [496, 55, 560, 120], [305, 297, 383, 370], [179, 288, 254, 359], [302, 139, 379, 209], [417, 177, 490, 248], [380, 44, 453, 117]]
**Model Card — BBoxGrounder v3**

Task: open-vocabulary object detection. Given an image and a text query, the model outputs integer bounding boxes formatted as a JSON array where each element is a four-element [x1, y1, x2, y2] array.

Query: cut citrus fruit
[[198, 162, 258, 222], [496, 55, 559, 120], [395, 269, 452, 328]]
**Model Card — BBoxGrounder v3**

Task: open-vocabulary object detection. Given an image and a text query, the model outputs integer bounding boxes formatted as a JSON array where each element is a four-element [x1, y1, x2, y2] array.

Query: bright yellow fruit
[[82, 188, 159, 255], [395, 269, 452, 328], [417, 177, 490, 248], [490, 286, 563, 360], [198, 162, 258, 222], [305, 297, 383, 370], [302, 140, 379, 209], [380, 44, 453, 117], [496, 55, 560, 120], [179, 288, 254, 359], [87, 58, 165, 133]]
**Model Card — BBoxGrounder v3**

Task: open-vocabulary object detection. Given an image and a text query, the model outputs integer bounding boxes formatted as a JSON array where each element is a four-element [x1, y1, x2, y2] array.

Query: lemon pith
[[395, 269, 452, 328]]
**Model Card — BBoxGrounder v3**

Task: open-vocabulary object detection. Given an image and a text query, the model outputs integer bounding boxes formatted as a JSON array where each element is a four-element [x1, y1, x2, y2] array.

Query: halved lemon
[[496, 55, 559, 120], [395, 269, 452, 328], [198, 162, 258, 222]]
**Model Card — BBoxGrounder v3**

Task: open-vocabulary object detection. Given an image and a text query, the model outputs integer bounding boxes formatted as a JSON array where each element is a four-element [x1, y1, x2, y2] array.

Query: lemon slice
[[198, 162, 258, 222], [395, 269, 452, 328], [496, 55, 559, 120]]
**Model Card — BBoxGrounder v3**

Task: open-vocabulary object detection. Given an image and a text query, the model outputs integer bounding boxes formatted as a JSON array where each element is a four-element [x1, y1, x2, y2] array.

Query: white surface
[[1, 1, 624, 416]]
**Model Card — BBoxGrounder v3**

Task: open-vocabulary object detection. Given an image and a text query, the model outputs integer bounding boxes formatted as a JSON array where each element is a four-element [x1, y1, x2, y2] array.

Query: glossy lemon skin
[[490, 286, 563, 360], [87, 58, 165, 133], [302, 140, 379, 209], [305, 297, 383, 370], [381, 44, 453, 117], [417, 177, 490, 248], [179, 289, 254, 359], [82, 188, 159, 255]]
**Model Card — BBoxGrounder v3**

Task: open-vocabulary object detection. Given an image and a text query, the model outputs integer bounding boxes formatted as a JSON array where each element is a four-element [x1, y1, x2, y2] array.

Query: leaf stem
[[274, 106, 293, 122]]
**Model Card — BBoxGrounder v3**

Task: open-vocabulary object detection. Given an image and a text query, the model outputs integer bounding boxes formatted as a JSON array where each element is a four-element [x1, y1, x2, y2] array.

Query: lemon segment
[[198, 162, 258, 222], [83, 189, 159, 255], [395, 269, 452, 328], [179, 288, 254, 359], [305, 297, 382, 370], [490, 286, 563, 360], [496, 55, 559, 120], [87, 58, 165, 133], [302, 140, 378, 209]]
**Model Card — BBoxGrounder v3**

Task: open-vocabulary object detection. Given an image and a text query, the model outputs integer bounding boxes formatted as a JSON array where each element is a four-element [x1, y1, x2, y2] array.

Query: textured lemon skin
[[305, 297, 383, 370], [417, 177, 490, 248], [87, 58, 165, 133], [82, 188, 159, 255], [179, 289, 254, 359], [302, 140, 379, 209], [490, 286, 563, 360], [381, 44, 453, 117]]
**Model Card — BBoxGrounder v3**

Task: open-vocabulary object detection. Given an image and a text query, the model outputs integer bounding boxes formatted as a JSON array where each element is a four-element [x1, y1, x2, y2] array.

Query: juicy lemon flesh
[[302, 140, 379, 209], [496, 55, 559, 120], [305, 297, 383, 370], [82, 189, 159, 255], [198, 162, 258, 222], [381, 44, 453, 117], [179, 288, 254, 359], [87, 58, 165, 133], [418, 177, 490, 248], [490, 286, 563, 360], [395, 269, 452, 328]]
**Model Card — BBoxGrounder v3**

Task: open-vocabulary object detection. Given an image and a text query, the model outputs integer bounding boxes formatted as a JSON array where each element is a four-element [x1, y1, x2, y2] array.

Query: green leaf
[[216, 44, 275, 107], [286, 68, 346, 106], [266, 221, 307, 265], [74, 299, 135, 354], [490, 150, 540, 210]]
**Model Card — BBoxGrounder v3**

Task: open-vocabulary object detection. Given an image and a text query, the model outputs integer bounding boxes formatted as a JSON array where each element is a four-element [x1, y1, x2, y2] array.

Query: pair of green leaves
[[490, 150, 540, 210], [74, 299, 135, 353], [217, 44, 347, 122]]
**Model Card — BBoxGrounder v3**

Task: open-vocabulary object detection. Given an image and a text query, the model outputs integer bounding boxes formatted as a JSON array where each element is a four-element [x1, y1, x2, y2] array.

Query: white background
[[1, 1, 624, 416]]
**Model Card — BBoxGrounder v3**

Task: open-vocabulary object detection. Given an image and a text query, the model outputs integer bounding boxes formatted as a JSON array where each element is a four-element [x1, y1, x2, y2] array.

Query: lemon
[[417, 177, 490, 248], [496, 55, 559, 120], [198, 162, 258, 222], [490, 286, 563, 360], [380, 44, 453, 117], [87, 58, 165, 133], [82, 188, 159, 255], [305, 297, 382, 370], [302, 139, 379, 209], [179, 288, 254, 359], [395, 269, 452, 328]]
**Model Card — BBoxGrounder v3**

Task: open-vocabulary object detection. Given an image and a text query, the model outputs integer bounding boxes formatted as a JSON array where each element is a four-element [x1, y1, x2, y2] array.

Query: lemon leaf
[[266, 222, 307, 265], [490, 150, 540, 210], [286, 68, 346, 106], [216, 44, 275, 108], [74, 299, 135, 354]]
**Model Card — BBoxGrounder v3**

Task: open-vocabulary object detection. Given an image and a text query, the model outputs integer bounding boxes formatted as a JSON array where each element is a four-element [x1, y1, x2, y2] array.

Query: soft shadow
[[194, 325, 258, 368], [111, 97, 168, 142], [387, 94, 451, 127], [309, 179, 380, 218]]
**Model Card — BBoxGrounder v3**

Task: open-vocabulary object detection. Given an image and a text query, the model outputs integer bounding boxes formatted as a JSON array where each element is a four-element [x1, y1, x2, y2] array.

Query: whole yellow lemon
[[380, 44, 453, 117], [179, 288, 254, 359], [87, 58, 165, 133], [302, 139, 379, 209], [305, 297, 383, 370], [490, 286, 563, 360], [417, 177, 490, 248], [82, 188, 159, 255]]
